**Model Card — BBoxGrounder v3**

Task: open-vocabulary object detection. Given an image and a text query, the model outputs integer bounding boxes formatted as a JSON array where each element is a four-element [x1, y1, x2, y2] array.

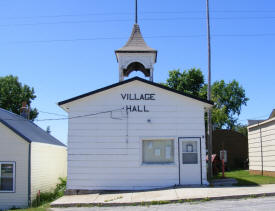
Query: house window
[[0, 162, 15, 192], [142, 139, 174, 164], [182, 141, 198, 164]]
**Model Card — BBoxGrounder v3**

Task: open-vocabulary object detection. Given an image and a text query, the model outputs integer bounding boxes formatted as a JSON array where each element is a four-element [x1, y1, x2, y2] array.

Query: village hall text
[[121, 93, 155, 112]]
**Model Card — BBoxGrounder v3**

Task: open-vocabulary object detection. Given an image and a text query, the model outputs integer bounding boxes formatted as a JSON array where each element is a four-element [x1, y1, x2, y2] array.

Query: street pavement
[[50, 196, 275, 211]]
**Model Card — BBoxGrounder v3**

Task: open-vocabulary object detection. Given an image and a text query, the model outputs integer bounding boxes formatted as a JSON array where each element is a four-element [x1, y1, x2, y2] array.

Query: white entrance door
[[179, 137, 201, 185]]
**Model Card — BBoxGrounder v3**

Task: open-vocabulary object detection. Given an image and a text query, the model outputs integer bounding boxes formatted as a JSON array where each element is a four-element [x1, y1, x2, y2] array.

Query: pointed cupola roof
[[116, 24, 157, 53], [115, 1, 157, 82]]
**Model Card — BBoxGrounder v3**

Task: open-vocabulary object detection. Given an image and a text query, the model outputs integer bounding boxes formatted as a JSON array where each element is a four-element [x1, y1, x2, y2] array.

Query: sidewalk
[[51, 184, 275, 207]]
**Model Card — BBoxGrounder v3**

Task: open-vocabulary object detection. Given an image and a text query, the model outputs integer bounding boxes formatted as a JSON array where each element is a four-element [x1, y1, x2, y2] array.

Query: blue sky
[[0, 0, 274, 144]]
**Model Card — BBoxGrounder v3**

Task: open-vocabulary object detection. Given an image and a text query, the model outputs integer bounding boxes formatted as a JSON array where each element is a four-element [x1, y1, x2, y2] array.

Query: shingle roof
[[269, 109, 275, 119], [247, 109, 275, 127], [0, 108, 66, 147], [247, 119, 265, 126], [115, 24, 157, 52]]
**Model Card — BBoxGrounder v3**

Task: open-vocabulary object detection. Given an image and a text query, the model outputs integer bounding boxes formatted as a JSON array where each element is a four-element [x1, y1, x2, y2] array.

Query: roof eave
[[58, 77, 213, 107], [115, 50, 158, 62], [247, 117, 275, 129], [0, 119, 31, 143]]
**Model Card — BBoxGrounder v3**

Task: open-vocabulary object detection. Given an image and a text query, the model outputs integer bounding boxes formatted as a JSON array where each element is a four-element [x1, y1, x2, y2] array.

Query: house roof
[[58, 76, 214, 107], [247, 117, 275, 129], [247, 109, 275, 128], [247, 119, 265, 126], [269, 109, 275, 119], [0, 108, 66, 147], [115, 24, 157, 53]]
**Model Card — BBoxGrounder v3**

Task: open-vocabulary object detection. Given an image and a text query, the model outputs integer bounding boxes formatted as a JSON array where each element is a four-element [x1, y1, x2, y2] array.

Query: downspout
[[28, 142, 31, 206], [178, 138, 180, 185], [258, 121, 264, 176], [200, 138, 202, 185]]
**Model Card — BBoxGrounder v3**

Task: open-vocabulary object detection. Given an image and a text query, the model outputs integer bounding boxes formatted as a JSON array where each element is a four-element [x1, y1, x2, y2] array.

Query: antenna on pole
[[135, 0, 138, 24]]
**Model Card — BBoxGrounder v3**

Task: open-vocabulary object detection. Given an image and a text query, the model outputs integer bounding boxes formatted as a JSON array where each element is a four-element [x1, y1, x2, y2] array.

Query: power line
[[238, 114, 270, 123], [1, 108, 269, 123], [0, 19, 130, 27], [0, 108, 124, 122], [35, 108, 124, 121], [38, 110, 67, 117], [144, 10, 275, 14], [5, 36, 127, 44], [0, 16, 275, 28], [1, 10, 275, 20], [3, 33, 275, 45]]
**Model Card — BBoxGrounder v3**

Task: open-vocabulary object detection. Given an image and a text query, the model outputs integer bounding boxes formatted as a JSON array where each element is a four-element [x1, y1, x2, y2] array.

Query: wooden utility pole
[[206, 0, 213, 178]]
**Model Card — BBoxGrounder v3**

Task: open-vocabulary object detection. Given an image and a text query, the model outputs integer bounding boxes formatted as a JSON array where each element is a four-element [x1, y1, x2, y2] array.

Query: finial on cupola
[[114, 0, 158, 82], [135, 0, 138, 24]]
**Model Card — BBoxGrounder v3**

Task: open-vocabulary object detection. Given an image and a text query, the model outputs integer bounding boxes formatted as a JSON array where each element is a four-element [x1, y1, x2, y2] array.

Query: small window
[[142, 139, 174, 164], [182, 141, 198, 164], [0, 162, 15, 192]]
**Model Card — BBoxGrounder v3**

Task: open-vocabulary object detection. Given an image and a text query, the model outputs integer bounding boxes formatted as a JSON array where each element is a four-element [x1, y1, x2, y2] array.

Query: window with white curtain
[[142, 139, 174, 164], [0, 162, 15, 192]]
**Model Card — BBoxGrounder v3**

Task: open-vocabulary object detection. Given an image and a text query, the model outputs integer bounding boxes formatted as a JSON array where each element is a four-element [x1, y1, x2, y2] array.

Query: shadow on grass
[[234, 178, 259, 186]]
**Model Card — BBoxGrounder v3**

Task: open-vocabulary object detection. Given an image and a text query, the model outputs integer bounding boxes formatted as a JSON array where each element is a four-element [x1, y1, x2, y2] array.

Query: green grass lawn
[[9, 178, 66, 211], [214, 170, 275, 186]]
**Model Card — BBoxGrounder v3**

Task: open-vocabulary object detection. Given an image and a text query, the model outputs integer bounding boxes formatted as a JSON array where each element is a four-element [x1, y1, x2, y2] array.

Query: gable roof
[[269, 109, 275, 119], [115, 24, 157, 53], [247, 119, 265, 126], [247, 117, 275, 129], [58, 76, 213, 106], [247, 109, 275, 128], [0, 108, 66, 147]]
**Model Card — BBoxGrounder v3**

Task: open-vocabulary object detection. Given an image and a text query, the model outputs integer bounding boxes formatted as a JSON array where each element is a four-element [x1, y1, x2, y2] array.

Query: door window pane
[[0, 163, 14, 191], [182, 141, 198, 164], [143, 140, 174, 164], [182, 141, 197, 153], [182, 153, 198, 164]]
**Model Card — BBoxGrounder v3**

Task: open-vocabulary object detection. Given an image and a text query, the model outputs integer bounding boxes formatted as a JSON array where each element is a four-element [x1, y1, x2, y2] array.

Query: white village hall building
[[59, 23, 213, 191]]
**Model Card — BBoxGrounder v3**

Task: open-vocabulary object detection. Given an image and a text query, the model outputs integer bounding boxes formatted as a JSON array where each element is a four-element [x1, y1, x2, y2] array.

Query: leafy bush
[[32, 177, 66, 207]]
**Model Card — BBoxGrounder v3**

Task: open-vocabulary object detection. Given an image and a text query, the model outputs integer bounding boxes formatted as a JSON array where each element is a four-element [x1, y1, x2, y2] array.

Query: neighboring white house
[[248, 109, 275, 177], [58, 23, 213, 192], [0, 108, 67, 210]]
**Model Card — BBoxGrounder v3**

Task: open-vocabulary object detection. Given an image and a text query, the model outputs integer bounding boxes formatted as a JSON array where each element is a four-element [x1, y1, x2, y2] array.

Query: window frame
[[0, 161, 16, 193], [141, 138, 175, 165], [181, 140, 199, 165]]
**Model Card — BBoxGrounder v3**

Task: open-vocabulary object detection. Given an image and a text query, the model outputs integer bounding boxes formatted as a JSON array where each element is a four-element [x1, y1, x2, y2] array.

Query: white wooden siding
[[64, 81, 208, 190], [0, 123, 29, 210], [31, 142, 67, 201], [248, 120, 275, 172]]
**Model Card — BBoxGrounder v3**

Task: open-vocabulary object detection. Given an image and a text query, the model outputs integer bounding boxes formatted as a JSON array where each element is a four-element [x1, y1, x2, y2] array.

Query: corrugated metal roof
[[0, 108, 66, 147], [116, 24, 157, 52]]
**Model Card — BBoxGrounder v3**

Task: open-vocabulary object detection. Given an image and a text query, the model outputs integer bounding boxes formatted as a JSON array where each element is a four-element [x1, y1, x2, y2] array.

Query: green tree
[[0, 75, 38, 120], [164, 68, 204, 96], [163, 69, 249, 129], [211, 80, 249, 129], [233, 124, 248, 137]]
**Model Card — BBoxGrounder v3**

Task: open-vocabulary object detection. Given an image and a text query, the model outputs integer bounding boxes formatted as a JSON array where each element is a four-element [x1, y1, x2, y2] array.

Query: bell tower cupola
[[115, 0, 157, 82]]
